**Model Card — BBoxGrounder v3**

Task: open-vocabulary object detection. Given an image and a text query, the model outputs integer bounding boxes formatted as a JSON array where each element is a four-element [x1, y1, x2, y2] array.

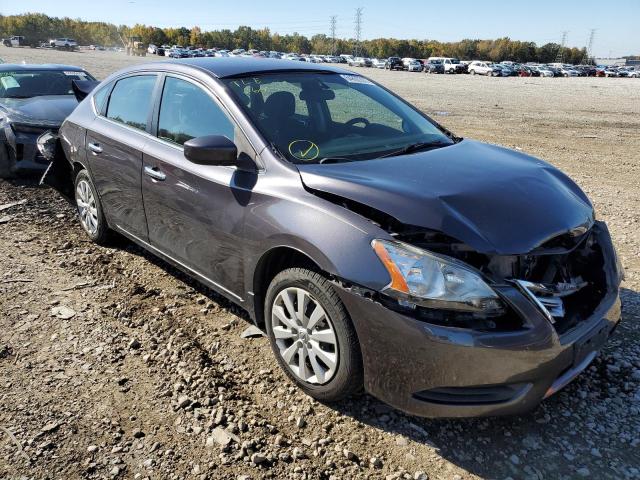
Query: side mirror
[[183, 135, 238, 166]]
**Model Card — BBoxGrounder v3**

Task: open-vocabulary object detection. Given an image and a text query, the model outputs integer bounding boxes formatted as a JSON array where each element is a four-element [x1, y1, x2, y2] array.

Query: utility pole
[[555, 31, 568, 63], [330, 15, 337, 55], [582, 29, 596, 64], [354, 7, 363, 57]]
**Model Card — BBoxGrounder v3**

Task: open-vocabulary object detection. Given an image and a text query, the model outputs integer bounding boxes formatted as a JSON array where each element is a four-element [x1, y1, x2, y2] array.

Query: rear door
[[141, 74, 254, 299], [85, 74, 158, 240]]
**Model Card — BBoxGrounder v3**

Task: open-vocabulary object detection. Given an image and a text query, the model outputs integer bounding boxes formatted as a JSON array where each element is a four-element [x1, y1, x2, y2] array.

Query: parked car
[[427, 57, 466, 74], [40, 58, 623, 418], [468, 61, 499, 76], [371, 58, 387, 69], [493, 64, 513, 77], [3, 36, 22, 47], [349, 57, 372, 67], [0, 63, 96, 177], [627, 68, 640, 78], [423, 59, 444, 74], [49, 38, 78, 49], [560, 66, 579, 77], [385, 57, 404, 71], [533, 65, 555, 77], [406, 59, 423, 72]]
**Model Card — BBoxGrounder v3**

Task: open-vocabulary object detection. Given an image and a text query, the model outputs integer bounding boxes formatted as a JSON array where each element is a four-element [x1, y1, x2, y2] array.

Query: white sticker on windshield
[[63, 71, 87, 76], [340, 74, 373, 85], [0, 76, 19, 89]]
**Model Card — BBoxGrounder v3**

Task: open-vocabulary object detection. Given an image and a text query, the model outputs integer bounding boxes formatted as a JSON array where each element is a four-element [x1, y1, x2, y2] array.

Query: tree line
[[1, 13, 590, 64]]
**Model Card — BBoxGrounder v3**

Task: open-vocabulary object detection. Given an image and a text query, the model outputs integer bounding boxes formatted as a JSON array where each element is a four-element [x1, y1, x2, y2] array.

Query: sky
[[2, 0, 638, 57]]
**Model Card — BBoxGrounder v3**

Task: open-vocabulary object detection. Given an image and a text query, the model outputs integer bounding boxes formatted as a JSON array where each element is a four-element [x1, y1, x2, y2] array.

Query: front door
[[141, 75, 254, 299]]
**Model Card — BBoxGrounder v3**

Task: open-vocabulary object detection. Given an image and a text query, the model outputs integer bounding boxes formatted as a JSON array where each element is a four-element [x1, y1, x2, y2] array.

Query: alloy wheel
[[75, 179, 98, 235], [271, 287, 338, 385]]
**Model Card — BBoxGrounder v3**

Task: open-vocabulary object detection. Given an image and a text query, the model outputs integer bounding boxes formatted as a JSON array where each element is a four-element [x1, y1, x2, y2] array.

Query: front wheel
[[470, 69, 475, 75], [74, 169, 111, 245], [265, 268, 363, 402]]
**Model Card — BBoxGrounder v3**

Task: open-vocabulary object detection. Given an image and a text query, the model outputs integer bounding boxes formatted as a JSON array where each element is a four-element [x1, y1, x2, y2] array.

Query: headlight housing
[[372, 239, 504, 314]]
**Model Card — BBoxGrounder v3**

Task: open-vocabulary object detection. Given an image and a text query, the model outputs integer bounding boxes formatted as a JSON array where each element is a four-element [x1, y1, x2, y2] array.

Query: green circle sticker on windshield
[[288, 140, 320, 161]]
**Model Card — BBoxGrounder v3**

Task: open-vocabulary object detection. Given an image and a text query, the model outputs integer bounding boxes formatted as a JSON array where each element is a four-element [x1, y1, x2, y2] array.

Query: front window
[[158, 76, 235, 146], [224, 72, 454, 164], [0, 69, 94, 98]]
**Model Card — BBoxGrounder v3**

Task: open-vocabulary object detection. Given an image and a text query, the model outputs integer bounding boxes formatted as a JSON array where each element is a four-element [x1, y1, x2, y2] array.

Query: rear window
[[0, 69, 94, 98], [106, 75, 157, 131]]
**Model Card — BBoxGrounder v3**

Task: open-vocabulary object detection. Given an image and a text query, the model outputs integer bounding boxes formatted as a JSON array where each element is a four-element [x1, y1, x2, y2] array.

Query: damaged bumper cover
[[1, 121, 60, 175], [335, 222, 622, 418]]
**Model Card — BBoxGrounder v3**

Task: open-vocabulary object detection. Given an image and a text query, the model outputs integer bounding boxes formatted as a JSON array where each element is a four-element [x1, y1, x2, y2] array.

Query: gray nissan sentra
[[41, 58, 623, 417]]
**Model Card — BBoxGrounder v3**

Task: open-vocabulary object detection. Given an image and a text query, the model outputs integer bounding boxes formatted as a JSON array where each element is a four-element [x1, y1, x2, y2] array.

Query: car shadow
[[324, 286, 640, 479]]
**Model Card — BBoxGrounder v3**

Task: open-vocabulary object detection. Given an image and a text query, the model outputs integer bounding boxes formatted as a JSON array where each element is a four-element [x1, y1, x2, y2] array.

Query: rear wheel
[[74, 169, 111, 245], [265, 268, 363, 402]]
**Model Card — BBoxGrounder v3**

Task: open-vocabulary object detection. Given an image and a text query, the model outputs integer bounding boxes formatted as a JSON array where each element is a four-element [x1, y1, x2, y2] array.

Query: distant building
[[594, 57, 627, 66]]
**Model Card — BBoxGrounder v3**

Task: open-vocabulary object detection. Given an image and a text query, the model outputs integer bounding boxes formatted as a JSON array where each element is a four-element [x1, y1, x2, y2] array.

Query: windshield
[[0, 69, 94, 98], [224, 72, 454, 164]]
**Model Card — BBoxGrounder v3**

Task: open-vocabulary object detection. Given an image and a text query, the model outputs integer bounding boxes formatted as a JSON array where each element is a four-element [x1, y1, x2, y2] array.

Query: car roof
[[0, 63, 86, 72], [137, 57, 353, 78]]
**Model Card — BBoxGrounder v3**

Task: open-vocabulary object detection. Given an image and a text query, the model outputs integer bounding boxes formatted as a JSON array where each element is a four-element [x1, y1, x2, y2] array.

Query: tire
[[74, 169, 111, 245], [470, 69, 475, 75], [265, 268, 363, 402]]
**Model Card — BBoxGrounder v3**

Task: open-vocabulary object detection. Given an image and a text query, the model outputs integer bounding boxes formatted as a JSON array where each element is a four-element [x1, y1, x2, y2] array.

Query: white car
[[371, 58, 387, 69], [628, 69, 639, 78], [2, 35, 26, 47], [49, 38, 77, 49], [468, 61, 499, 76]]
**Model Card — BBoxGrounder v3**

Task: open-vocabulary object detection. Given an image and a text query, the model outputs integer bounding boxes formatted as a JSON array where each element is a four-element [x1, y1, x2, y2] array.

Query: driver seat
[[261, 91, 306, 144]]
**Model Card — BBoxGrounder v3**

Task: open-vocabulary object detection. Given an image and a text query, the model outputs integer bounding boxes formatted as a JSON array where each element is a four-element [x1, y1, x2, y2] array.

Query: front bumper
[[2, 124, 58, 175], [337, 223, 622, 418], [338, 284, 620, 418]]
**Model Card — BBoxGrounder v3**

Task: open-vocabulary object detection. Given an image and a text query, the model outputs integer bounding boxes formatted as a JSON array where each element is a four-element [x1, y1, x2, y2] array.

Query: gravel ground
[[1, 47, 639, 480]]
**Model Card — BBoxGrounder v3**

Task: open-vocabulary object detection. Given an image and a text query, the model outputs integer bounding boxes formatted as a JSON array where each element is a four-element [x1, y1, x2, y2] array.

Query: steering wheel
[[345, 117, 370, 128]]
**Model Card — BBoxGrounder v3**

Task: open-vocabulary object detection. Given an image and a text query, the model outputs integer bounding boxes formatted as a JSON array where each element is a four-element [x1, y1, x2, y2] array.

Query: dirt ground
[[1, 47, 639, 480]]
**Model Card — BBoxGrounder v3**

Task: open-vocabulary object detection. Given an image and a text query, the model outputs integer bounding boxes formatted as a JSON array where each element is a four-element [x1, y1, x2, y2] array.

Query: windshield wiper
[[2, 95, 32, 99], [318, 156, 357, 164], [378, 140, 452, 159]]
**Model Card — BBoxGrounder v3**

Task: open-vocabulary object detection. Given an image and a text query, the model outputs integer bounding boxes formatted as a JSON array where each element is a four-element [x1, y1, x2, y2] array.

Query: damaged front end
[[37, 130, 74, 202], [393, 221, 621, 337], [306, 185, 622, 338]]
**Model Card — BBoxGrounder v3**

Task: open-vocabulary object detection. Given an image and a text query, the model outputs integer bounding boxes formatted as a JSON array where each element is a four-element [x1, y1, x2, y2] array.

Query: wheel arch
[[251, 244, 332, 327]]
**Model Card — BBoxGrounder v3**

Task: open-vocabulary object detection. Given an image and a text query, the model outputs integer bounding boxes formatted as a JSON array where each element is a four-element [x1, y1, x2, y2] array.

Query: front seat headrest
[[264, 91, 295, 120]]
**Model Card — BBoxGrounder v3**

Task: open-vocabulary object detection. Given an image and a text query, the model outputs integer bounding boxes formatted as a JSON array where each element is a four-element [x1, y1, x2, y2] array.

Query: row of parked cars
[[355, 57, 640, 78], [143, 45, 639, 78]]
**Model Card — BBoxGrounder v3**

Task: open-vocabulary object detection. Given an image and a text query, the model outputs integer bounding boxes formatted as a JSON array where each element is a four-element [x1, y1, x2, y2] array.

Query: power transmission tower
[[330, 15, 337, 55], [582, 29, 596, 64], [555, 31, 568, 63], [354, 7, 363, 56]]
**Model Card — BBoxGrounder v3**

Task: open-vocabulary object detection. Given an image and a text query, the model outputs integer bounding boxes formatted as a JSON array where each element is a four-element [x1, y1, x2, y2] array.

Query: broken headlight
[[372, 239, 504, 314], [36, 131, 59, 161]]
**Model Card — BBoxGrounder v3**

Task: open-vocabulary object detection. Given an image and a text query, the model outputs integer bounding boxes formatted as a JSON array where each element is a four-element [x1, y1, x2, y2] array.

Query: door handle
[[88, 142, 102, 154], [144, 165, 166, 181]]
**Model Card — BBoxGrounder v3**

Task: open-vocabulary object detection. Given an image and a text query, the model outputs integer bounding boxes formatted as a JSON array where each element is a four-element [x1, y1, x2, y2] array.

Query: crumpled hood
[[297, 140, 594, 255], [0, 95, 78, 126]]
